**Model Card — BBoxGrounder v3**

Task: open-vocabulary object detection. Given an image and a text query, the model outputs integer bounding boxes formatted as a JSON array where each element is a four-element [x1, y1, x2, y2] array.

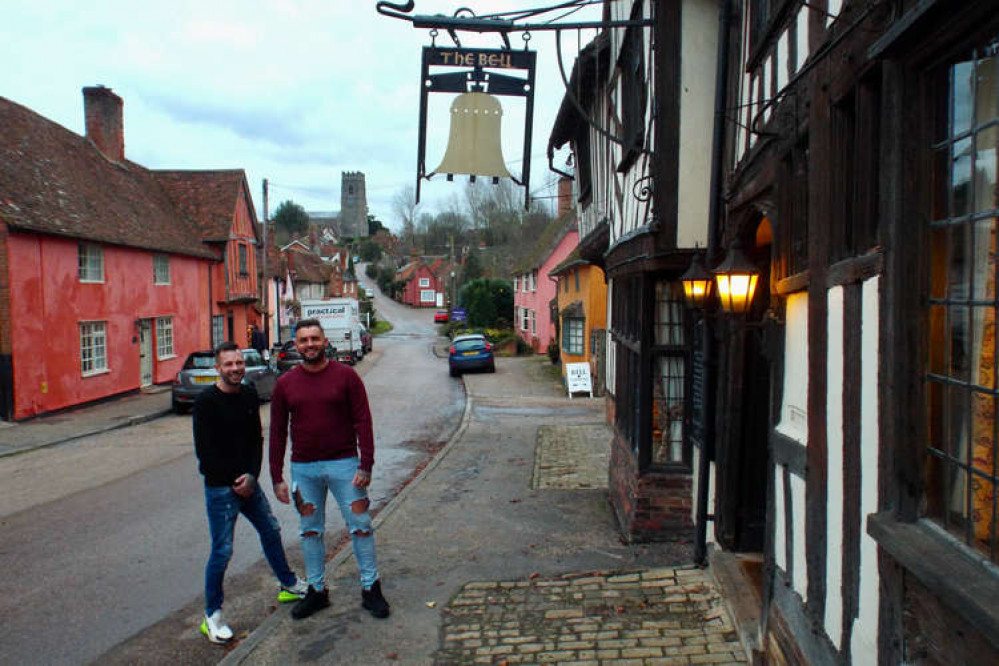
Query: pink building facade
[[512, 213, 578, 352]]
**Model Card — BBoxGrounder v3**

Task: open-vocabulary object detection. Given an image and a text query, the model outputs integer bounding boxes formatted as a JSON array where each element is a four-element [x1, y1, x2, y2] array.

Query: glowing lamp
[[679, 254, 713, 308], [713, 243, 759, 314]]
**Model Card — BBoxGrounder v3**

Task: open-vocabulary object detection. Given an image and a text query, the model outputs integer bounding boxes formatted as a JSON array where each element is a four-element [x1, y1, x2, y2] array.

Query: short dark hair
[[214, 340, 240, 360], [294, 318, 324, 335]]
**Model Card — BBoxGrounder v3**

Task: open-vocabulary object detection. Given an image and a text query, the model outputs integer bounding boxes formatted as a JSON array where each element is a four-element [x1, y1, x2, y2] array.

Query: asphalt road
[[0, 279, 461, 666]]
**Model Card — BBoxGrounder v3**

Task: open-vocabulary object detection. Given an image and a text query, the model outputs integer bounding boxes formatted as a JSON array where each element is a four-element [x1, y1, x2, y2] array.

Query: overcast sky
[[2, 1, 602, 231]]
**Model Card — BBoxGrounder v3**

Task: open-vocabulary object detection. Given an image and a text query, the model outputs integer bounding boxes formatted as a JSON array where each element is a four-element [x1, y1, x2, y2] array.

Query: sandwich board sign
[[565, 362, 593, 398]]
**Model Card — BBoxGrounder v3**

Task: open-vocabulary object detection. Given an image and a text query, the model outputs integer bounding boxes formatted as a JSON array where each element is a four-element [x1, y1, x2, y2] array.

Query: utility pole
[[262, 178, 270, 345]]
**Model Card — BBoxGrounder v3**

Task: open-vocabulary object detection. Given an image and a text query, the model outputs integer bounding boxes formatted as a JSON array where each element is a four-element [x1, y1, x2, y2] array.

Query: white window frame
[[211, 315, 225, 349], [521, 307, 530, 331], [79, 320, 108, 375], [532, 270, 538, 292], [153, 253, 170, 285], [530, 309, 536, 335], [156, 316, 175, 360], [513, 275, 520, 291], [78, 243, 104, 283], [418, 277, 431, 288], [420, 289, 436, 303]]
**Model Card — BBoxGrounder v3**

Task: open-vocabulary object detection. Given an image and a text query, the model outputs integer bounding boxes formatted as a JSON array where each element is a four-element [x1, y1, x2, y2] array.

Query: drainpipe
[[694, 0, 732, 567]]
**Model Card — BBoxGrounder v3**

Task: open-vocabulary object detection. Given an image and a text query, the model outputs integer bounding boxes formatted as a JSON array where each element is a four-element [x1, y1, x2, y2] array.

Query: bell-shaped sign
[[433, 91, 512, 179]]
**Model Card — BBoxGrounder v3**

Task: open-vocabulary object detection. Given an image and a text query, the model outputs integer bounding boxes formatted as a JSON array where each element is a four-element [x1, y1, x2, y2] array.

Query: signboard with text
[[565, 362, 593, 398], [451, 307, 467, 322]]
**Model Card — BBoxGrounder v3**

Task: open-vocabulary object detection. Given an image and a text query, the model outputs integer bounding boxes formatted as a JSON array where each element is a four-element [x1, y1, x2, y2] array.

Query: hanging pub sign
[[417, 46, 536, 208]]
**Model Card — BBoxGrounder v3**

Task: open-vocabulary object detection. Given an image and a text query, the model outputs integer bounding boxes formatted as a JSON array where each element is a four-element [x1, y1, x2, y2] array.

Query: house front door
[[138, 319, 153, 387]]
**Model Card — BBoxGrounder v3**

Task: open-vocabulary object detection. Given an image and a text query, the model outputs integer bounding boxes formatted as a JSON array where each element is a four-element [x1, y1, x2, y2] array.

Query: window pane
[[653, 354, 686, 465], [953, 60, 974, 135], [949, 304, 970, 381], [948, 222, 969, 300], [974, 125, 997, 213], [974, 55, 997, 127], [953, 138, 973, 217]]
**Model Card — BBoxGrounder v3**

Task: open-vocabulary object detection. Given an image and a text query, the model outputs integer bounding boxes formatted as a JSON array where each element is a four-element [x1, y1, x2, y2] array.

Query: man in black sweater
[[193, 342, 307, 644]]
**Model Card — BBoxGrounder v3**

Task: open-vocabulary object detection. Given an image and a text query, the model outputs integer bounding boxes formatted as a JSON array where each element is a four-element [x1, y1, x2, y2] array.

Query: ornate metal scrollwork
[[633, 174, 653, 202]]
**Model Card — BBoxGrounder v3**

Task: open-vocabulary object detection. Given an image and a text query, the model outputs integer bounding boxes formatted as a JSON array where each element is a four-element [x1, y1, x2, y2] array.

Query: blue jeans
[[204, 484, 296, 615], [291, 458, 379, 590]]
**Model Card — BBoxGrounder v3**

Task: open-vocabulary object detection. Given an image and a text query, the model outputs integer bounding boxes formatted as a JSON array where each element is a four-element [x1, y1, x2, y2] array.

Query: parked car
[[240, 348, 278, 400], [275, 338, 340, 373], [358, 324, 373, 353], [171, 348, 278, 413], [274, 340, 303, 374], [448, 334, 495, 377], [434, 310, 449, 323]]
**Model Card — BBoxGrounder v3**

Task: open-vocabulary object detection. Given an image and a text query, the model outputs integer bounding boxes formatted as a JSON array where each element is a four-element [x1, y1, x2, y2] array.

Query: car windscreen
[[242, 350, 265, 367], [454, 339, 487, 352], [183, 354, 216, 370]]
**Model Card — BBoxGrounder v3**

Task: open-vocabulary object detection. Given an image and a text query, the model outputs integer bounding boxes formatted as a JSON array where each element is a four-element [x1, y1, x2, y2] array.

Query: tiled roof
[[154, 170, 257, 244], [288, 249, 331, 284], [549, 247, 587, 276], [511, 210, 578, 275], [0, 96, 214, 259]]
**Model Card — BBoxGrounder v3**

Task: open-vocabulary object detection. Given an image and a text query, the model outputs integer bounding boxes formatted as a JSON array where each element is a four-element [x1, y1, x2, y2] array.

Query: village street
[[0, 285, 463, 666]]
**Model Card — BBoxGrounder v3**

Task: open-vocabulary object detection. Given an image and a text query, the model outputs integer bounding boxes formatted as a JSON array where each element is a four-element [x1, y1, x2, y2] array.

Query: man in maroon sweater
[[269, 318, 390, 620]]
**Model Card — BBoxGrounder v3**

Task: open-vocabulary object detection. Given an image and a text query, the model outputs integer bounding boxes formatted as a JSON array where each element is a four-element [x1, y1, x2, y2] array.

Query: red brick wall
[[608, 429, 694, 543]]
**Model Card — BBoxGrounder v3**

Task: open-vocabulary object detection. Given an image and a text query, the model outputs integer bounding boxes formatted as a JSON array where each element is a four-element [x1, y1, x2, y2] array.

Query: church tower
[[340, 171, 368, 238]]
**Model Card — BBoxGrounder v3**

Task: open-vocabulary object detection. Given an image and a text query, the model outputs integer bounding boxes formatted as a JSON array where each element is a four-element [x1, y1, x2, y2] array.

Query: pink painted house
[[511, 211, 578, 352]]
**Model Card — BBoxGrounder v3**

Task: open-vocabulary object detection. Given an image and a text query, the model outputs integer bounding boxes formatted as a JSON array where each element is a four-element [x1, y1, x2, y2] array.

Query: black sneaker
[[361, 579, 391, 619], [291, 585, 330, 620]]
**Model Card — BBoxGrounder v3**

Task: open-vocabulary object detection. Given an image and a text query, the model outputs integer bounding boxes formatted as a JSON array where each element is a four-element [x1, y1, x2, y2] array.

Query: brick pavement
[[533, 424, 611, 490], [437, 567, 746, 665]]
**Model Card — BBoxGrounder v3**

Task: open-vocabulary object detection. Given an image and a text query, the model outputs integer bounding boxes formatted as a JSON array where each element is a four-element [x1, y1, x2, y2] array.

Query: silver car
[[170, 348, 277, 414]]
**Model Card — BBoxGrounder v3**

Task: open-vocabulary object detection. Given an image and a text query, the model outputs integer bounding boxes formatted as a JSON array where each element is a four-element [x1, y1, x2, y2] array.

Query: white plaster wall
[[796, 7, 809, 72], [689, 448, 718, 544], [827, 0, 844, 26], [777, 292, 809, 443], [676, 0, 718, 250], [777, 32, 789, 91], [762, 54, 772, 123], [774, 464, 786, 571], [825, 286, 845, 648], [851, 276, 881, 664], [790, 472, 808, 600]]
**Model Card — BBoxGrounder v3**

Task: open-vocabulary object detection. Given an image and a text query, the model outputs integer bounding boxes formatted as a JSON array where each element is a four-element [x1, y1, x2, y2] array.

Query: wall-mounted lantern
[[712, 241, 759, 314], [679, 252, 713, 309]]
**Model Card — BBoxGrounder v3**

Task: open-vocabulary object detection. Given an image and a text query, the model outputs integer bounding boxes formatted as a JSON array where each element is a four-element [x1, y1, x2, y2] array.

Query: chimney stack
[[83, 86, 124, 162], [557, 176, 574, 217]]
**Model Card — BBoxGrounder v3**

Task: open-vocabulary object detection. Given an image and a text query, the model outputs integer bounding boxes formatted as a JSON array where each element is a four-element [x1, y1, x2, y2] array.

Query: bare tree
[[392, 186, 419, 252]]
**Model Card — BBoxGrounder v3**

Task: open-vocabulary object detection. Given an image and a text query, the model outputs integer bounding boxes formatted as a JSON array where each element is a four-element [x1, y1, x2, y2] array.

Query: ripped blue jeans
[[291, 457, 379, 590]]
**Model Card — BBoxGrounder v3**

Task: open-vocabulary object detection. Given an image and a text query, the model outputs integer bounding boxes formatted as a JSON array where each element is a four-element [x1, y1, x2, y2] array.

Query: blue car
[[448, 334, 495, 377]]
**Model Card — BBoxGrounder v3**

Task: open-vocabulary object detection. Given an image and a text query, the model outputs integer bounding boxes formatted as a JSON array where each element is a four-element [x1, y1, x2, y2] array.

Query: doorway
[[138, 319, 153, 387]]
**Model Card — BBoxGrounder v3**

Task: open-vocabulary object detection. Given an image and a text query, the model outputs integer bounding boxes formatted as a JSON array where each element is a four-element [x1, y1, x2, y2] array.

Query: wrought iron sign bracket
[[417, 45, 537, 209]]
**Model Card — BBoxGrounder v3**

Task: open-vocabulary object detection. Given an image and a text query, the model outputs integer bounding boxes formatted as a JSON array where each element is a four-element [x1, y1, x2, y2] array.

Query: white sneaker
[[200, 609, 233, 643], [278, 577, 309, 603]]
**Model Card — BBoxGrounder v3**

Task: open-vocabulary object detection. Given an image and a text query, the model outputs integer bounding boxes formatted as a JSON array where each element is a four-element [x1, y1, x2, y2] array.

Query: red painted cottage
[[0, 87, 219, 420], [155, 169, 262, 351], [395, 258, 444, 308], [0, 86, 265, 420]]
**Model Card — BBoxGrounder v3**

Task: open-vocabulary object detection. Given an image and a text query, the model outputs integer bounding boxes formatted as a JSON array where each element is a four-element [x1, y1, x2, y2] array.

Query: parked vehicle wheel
[[172, 399, 190, 415], [449, 367, 460, 378], [487, 362, 495, 373]]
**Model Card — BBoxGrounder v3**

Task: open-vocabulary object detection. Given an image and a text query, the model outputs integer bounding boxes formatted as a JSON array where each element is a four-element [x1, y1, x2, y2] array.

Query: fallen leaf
[[529, 572, 540, 580], [426, 601, 437, 608], [386, 654, 398, 660]]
